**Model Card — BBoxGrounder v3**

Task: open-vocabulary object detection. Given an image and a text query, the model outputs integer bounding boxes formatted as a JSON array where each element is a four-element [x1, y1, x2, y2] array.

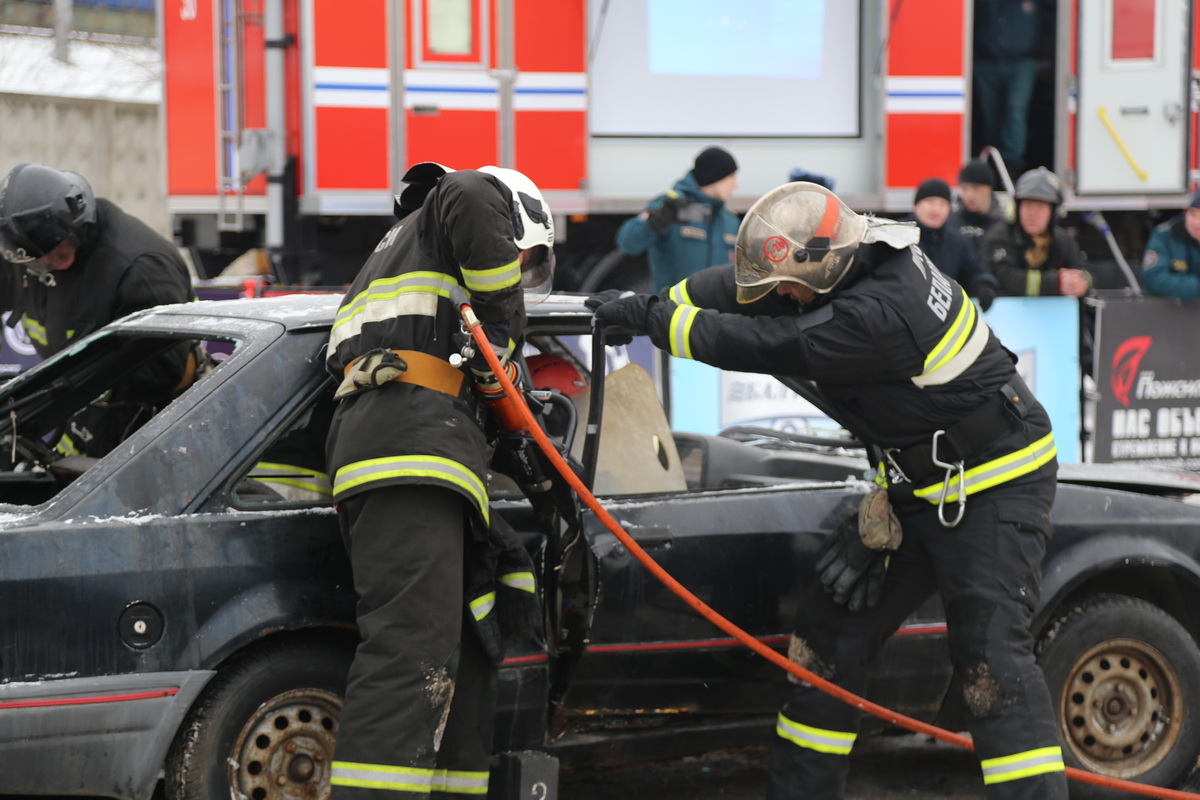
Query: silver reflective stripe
[[667, 279, 693, 306], [775, 712, 856, 755], [914, 432, 1057, 503], [668, 304, 701, 359], [499, 571, 536, 593], [434, 770, 489, 794], [249, 462, 333, 496], [913, 301, 990, 387], [330, 272, 459, 352], [332, 455, 489, 523], [461, 259, 520, 293], [980, 746, 1064, 785], [470, 591, 495, 621], [331, 761, 436, 793]]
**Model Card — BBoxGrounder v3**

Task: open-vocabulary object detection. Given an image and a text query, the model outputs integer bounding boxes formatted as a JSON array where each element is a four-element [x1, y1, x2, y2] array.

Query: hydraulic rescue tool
[[457, 298, 1200, 800]]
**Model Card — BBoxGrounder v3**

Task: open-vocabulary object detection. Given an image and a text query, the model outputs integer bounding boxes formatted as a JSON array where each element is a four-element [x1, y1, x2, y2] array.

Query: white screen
[[589, 0, 860, 137]]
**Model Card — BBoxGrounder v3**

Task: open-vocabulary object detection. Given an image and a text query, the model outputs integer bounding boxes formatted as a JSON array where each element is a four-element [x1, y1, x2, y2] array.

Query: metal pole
[[54, 0, 72, 63], [496, 0, 516, 168], [264, 0, 286, 256]]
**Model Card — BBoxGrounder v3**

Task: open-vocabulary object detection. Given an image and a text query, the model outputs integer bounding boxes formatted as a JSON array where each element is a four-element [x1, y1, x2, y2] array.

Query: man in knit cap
[[616, 146, 741, 292], [908, 177, 999, 310], [948, 159, 1006, 258]]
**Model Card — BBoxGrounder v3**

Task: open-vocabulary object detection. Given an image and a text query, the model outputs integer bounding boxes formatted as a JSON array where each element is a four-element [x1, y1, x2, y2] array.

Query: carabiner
[[929, 430, 967, 528]]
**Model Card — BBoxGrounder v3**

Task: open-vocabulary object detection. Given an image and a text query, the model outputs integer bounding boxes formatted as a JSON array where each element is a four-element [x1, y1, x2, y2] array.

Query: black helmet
[[0, 163, 96, 265], [1014, 167, 1063, 206]]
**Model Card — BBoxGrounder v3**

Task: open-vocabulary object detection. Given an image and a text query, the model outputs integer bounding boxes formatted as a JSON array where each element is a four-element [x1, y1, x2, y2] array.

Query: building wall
[[0, 91, 169, 236]]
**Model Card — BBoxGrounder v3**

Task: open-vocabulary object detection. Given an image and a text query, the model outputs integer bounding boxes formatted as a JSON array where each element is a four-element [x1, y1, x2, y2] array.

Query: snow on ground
[[0, 29, 160, 103]]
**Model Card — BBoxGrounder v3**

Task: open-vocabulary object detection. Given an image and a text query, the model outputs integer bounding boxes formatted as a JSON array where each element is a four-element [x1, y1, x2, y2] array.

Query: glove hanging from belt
[[815, 487, 902, 612]]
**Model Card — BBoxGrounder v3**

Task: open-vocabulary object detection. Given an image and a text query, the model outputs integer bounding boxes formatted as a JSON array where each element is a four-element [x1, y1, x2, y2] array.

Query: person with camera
[[615, 146, 741, 292]]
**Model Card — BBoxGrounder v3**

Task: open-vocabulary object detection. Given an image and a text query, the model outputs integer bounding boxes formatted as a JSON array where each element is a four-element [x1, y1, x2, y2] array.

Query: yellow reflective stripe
[[56, 433, 81, 457], [775, 712, 856, 755], [249, 462, 333, 496], [668, 304, 701, 360], [22, 315, 46, 346], [469, 591, 495, 621], [330, 272, 460, 350], [461, 259, 521, 293], [914, 432, 1057, 503], [332, 455, 489, 523], [499, 571, 536, 593], [922, 289, 975, 376], [667, 278, 694, 307], [980, 746, 1064, 785], [332, 762, 489, 794], [1025, 269, 1041, 296]]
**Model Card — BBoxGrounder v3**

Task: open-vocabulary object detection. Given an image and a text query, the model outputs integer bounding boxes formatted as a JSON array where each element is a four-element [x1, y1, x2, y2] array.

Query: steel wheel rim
[[228, 686, 342, 800], [1058, 637, 1182, 778]]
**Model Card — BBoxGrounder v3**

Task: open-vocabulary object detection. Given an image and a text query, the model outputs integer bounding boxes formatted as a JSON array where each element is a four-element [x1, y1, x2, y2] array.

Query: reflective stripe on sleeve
[[1025, 269, 1041, 296], [499, 571, 536, 593], [470, 591, 496, 621], [22, 316, 46, 346], [332, 762, 489, 795], [249, 462, 333, 497], [332, 455, 489, 523], [668, 304, 701, 360], [913, 432, 1056, 504], [775, 712, 856, 755], [913, 290, 989, 387], [980, 746, 1065, 785], [667, 278, 694, 307], [461, 259, 521, 293], [330, 272, 460, 352]]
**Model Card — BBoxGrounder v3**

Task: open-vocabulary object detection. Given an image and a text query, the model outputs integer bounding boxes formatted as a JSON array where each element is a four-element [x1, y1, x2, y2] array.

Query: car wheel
[[164, 638, 352, 800], [1036, 594, 1200, 797]]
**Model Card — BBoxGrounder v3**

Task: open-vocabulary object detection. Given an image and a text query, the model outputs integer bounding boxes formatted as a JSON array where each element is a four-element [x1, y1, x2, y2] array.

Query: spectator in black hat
[[616, 146, 741, 292], [906, 177, 999, 311], [948, 159, 1007, 258], [1142, 190, 1200, 301]]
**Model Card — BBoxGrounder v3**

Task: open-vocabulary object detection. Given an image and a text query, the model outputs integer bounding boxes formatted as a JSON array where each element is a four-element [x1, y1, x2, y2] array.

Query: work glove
[[645, 193, 689, 234], [974, 282, 997, 312], [585, 289, 657, 346], [815, 515, 888, 612]]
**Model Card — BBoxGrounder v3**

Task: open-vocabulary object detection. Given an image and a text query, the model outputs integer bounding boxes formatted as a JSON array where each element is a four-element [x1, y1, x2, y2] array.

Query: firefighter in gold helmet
[[587, 182, 1066, 799], [325, 163, 551, 799]]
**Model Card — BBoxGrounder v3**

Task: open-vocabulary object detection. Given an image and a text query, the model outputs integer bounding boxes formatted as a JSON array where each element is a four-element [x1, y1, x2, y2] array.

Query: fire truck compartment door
[[1076, 0, 1189, 194]]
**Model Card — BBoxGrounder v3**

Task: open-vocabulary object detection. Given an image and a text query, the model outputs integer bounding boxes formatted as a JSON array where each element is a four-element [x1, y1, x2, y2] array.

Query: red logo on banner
[[1112, 336, 1153, 408]]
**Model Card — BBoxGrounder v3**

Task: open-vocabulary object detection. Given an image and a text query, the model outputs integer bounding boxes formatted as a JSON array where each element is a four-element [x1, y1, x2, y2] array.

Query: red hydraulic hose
[[460, 303, 1200, 799]]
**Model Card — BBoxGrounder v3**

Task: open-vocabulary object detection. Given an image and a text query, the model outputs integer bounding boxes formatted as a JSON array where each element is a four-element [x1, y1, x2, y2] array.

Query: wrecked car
[[1, 293, 1200, 800]]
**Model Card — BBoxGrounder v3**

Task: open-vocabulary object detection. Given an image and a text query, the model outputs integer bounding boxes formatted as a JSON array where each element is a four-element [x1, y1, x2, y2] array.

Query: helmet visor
[[0, 205, 74, 263], [520, 245, 556, 304]]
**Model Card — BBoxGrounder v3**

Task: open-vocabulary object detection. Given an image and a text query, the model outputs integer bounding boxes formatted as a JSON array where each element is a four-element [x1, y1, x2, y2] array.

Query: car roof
[[134, 291, 595, 332]]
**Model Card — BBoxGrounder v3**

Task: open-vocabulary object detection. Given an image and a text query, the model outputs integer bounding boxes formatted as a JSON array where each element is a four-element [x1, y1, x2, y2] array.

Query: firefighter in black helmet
[[0, 162, 196, 457], [588, 182, 1067, 799], [325, 163, 550, 799]]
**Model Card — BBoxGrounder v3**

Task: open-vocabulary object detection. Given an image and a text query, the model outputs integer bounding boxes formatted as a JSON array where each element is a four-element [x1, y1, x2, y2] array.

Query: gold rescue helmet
[[478, 165, 556, 299], [735, 181, 868, 303]]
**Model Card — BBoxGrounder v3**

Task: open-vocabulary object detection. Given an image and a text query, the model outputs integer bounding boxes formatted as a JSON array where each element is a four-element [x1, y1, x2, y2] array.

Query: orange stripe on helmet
[[814, 194, 842, 240]]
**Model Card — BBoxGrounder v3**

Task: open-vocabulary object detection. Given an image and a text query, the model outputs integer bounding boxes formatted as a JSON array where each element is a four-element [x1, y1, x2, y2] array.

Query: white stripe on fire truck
[[312, 67, 586, 111], [313, 67, 390, 108], [885, 76, 965, 114]]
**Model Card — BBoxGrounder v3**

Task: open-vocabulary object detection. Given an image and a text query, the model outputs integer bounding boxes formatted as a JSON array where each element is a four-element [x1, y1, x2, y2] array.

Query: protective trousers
[[330, 484, 497, 800], [767, 475, 1067, 800]]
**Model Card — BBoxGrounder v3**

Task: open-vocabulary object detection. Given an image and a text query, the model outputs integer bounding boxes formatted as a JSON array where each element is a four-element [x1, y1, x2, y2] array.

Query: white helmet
[[735, 182, 867, 303], [478, 165, 555, 296]]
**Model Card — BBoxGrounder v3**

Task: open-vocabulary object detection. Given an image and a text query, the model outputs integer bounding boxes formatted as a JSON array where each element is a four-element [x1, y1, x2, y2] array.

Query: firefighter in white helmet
[[325, 163, 551, 799], [588, 182, 1066, 799]]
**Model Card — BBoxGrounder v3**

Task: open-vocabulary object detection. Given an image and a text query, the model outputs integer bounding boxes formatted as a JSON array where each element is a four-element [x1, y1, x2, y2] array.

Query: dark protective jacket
[[660, 245, 1055, 504], [0, 198, 194, 360], [325, 170, 526, 522], [979, 219, 1088, 297], [1142, 215, 1200, 301], [906, 216, 998, 298], [947, 201, 1005, 256], [616, 172, 740, 292]]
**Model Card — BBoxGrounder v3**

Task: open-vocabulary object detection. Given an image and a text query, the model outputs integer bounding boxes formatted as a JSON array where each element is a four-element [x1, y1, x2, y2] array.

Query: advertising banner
[[1092, 296, 1200, 469]]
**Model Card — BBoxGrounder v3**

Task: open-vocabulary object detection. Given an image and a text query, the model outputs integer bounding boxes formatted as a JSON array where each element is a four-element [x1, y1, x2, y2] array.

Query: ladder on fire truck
[[215, 0, 248, 232]]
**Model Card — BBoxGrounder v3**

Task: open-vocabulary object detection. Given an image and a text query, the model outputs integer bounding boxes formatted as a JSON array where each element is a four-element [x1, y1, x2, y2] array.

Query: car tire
[[164, 637, 352, 800], [1036, 594, 1200, 798]]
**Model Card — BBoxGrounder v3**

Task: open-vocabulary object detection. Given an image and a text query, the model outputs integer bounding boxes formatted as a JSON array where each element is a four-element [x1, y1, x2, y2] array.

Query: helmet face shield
[[0, 205, 75, 263], [0, 163, 96, 266], [735, 182, 867, 302]]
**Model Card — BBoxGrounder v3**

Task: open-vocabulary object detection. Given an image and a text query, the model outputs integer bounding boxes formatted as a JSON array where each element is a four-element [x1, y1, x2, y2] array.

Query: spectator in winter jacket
[[980, 167, 1090, 298], [907, 177, 999, 310], [1141, 191, 1200, 301], [973, 0, 1047, 174], [947, 159, 1006, 257], [616, 146, 741, 292]]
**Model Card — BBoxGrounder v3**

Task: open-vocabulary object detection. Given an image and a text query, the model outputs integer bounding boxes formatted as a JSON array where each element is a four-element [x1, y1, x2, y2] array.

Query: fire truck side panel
[[242, 1, 268, 196], [163, 0, 219, 196]]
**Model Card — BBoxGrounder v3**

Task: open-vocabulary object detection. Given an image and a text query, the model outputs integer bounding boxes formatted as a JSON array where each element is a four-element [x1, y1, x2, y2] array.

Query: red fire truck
[[160, 0, 1198, 289]]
